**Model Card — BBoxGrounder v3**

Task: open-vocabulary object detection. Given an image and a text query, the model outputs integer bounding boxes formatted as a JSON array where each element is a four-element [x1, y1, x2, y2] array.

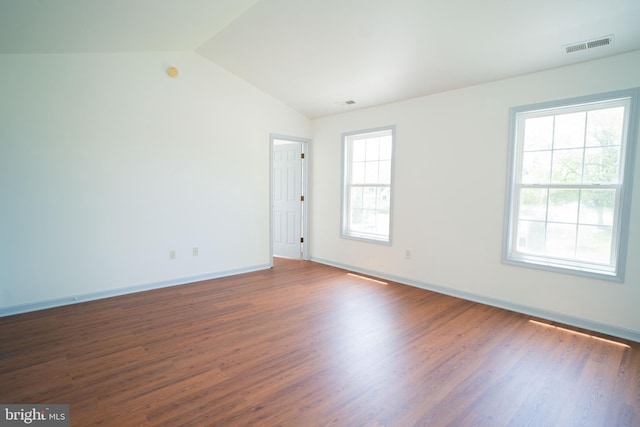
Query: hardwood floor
[[1, 258, 638, 426]]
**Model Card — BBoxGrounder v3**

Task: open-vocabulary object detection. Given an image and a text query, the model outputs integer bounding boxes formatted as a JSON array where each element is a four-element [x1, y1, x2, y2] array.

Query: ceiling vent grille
[[564, 35, 613, 54], [587, 37, 612, 49]]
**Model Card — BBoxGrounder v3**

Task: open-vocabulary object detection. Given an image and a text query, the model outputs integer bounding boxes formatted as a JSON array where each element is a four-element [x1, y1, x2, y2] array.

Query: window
[[504, 89, 639, 281], [342, 126, 395, 243]]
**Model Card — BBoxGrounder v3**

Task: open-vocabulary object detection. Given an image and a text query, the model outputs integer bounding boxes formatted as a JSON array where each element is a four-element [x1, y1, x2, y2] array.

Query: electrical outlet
[[169, 250, 176, 260], [193, 247, 199, 256]]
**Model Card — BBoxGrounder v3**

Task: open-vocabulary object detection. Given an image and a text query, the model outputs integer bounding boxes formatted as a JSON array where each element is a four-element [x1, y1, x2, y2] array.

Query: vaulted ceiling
[[2, 0, 639, 118]]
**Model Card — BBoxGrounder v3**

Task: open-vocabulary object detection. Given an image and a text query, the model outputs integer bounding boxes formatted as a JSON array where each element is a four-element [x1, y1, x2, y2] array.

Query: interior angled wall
[[310, 50, 640, 340], [0, 51, 310, 313]]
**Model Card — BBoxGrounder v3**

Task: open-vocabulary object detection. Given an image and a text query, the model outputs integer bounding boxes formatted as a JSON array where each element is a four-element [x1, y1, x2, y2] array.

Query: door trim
[[270, 134, 311, 265]]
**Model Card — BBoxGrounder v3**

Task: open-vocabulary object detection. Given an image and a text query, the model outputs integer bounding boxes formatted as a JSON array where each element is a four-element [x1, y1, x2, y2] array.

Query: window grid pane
[[507, 93, 634, 279], [343, 128, 394, 242]]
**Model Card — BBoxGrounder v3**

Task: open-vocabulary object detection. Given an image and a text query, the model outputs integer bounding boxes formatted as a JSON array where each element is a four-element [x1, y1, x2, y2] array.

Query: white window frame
[[503, 88, 639, 281], [341, 126, 396, 244]]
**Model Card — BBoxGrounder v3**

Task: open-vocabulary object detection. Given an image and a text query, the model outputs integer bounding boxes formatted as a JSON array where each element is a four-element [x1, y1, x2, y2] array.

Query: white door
[[273, 141, 303, 259]]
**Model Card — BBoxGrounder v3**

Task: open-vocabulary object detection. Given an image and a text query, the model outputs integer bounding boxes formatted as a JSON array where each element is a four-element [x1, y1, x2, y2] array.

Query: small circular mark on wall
[[167, 66, 179, 78]]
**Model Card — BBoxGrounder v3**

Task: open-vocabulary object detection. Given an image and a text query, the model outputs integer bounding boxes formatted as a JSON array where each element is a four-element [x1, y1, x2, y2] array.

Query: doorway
[[270, 134, 310, 262]]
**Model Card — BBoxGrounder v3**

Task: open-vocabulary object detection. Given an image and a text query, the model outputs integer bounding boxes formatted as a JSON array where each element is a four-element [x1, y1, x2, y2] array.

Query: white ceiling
[[2, 0, 640, 118]]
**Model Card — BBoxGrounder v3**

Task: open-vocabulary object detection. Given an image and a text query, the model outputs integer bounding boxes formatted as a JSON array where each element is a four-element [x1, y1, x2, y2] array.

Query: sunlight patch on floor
[[347, 273, 388, 285], [529, 319, 630, 348]]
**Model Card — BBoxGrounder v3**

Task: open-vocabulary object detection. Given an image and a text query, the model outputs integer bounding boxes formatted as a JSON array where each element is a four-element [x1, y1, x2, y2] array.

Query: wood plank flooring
[[1, 258, 638, 426]]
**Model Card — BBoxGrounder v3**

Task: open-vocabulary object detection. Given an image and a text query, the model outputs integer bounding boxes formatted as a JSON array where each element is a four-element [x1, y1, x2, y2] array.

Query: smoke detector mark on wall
[[564, 35, 613, 54]]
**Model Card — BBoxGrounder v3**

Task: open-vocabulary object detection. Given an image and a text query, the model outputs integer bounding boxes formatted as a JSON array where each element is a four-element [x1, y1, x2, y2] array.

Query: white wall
[[0, 52, 310, 312], [310, 50, 640, 340]]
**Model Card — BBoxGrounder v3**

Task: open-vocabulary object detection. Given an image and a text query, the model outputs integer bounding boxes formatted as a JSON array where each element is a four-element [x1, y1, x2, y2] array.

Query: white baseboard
[[311, 257, 640, 343], [0, 264, 272, 318]]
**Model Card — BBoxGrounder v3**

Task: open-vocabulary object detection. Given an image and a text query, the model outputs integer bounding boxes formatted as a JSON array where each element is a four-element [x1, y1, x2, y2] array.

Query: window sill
[[502, 255, 622, 282]]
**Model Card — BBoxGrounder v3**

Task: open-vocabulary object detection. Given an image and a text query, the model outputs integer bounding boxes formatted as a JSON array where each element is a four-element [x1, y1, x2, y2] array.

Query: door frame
[[269, 133, 311, 265]]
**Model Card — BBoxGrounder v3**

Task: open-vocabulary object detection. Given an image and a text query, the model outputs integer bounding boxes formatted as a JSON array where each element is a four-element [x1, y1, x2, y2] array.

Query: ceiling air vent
[[564, 35, 613, 54]]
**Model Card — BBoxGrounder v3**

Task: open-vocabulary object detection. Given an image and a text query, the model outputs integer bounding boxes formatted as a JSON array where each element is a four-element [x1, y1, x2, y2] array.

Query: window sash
[[510, 183, 622, 272]]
